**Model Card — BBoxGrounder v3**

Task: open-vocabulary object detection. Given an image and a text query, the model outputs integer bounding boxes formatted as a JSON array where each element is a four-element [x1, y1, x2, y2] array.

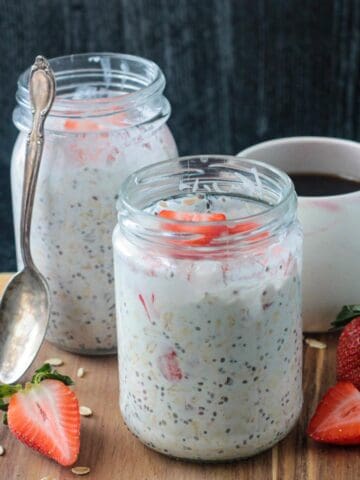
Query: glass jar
[[11, 53, 177, 355], [113, 156, 303, 461]]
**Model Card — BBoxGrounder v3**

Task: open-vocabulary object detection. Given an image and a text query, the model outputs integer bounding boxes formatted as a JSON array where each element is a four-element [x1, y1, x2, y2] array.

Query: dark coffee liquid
[[289, 173, 360, 196]]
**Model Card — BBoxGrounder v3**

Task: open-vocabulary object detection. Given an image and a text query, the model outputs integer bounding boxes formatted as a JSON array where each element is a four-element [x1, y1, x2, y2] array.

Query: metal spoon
[[0, 56, 55, 384]]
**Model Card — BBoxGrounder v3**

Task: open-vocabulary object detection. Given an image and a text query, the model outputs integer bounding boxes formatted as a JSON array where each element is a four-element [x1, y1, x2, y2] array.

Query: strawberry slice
[[307, 381, 360, 445], [228, 221, 269, 241], [159, 210, 226, 234], [159, 210, 227, 246], [64, 113, 126, 132], [64, 118, 100, 131], [157, 350, 183, 382], [227, 221, 259, 235], [158, 210, 269, 246], [1, 364, 80, 466]]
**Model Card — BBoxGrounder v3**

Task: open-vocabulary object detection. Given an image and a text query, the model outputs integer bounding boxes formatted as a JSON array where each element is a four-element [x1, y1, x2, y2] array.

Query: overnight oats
[[113, 156, 303, 461], [11, 53, 177, 354]]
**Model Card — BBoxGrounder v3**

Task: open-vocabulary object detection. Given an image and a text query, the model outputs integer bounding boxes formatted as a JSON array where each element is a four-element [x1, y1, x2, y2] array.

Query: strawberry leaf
[[0, 384, 22, 400], [330, 305, 360, 330], [31, 363, 74, 386], [0, 385, 21, 425]]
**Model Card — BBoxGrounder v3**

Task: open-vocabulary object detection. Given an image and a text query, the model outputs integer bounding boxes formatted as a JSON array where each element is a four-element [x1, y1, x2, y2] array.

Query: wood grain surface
[[0, 273, 359, 480]]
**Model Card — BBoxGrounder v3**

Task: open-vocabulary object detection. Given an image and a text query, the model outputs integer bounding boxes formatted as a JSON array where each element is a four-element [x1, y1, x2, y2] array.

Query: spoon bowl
[[0, 268, 50, 384]]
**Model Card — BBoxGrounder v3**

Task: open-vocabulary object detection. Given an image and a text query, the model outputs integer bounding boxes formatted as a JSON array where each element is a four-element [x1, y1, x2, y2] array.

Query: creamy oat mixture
[[11, 123, 177, 354], [114, 194, 303, 460]]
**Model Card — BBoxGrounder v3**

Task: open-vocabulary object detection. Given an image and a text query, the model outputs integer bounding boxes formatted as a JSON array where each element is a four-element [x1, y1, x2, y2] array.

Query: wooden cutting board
[[0, 273, 358, 479]]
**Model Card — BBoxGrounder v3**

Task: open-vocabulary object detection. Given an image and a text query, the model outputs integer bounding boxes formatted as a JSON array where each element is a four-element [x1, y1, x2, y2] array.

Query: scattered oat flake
[[80, 406, 93, 416], [44, 358, 63, 366], [71, 466, 90, 475], [40, 476, 57, 480], [77, 367, 85, 378], [0, 445, 5, 456], [305, 338, 327, 349]]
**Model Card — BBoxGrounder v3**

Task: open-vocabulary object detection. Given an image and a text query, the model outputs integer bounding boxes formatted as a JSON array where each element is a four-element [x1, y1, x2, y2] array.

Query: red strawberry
[[64, 112, 126, 132], [0, 364, 80, 466], [307, 381, 360, 445], [158, 210, 268, 246], [158, 210, 226, 229], [336, 317, 360, 390], [138, 293, 151, 322], [158, 350, 183, 381], [64, 118, 100, 131], [228, 221, 269, 241], [159, 210, 227, 246]]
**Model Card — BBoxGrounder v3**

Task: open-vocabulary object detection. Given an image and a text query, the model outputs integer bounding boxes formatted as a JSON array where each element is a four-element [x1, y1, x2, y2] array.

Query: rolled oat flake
[[79, 406, 93, 417], [44, 358, 64, 366], [71, 466, 90, 475], [305, 338, 327, 349]]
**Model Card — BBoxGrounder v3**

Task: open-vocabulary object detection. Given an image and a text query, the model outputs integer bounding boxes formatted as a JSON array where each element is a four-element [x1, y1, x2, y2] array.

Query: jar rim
[[117, 155, 297, 251], [16, 52, 166, 118]]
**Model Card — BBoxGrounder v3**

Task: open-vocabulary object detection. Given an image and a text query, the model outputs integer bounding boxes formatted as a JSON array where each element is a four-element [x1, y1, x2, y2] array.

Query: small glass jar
[[113, 156, 303, 461], [11, 53, 177, 354]]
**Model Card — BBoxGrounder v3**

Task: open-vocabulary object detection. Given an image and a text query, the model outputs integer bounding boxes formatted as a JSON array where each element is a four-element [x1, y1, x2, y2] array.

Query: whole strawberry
[[0, 364, 80, 466], [332, 306, 360, 390], [336, 317, 360, 389]]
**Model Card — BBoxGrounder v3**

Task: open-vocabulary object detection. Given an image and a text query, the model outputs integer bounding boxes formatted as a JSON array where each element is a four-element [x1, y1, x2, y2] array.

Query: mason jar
[[11, 53, 178, 355], [113, 155, 303, 461]]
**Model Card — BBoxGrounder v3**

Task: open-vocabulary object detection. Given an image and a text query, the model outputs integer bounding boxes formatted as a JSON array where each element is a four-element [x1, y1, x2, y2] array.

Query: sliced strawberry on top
[[159, 210, 227, 246], [64, 118, 100, 131], [228, 221, 269, 241], [158, 209, 269, 247], [307, 381, 360, 445], [0, 363, 80, 466], [159, 210, 226, 234], [65, 111, 127, 132]]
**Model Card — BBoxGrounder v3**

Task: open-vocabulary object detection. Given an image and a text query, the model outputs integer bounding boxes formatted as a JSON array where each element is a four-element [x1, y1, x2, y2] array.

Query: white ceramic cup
[[238, 136, 360, 332]]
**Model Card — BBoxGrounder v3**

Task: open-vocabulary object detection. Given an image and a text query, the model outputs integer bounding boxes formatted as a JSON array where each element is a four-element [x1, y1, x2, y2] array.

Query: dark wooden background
[[0, 0, 359, 270]]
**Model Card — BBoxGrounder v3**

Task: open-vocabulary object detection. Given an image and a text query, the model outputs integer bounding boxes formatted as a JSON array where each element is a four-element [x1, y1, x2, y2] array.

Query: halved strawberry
[[157, 350, 183, 382], [1, 364, 80, 466], [307, 381, 360, 445]]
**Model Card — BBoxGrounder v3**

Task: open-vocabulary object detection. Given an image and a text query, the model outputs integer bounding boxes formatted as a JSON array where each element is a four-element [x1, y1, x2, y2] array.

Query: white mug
[[238, 136, 360, 332]]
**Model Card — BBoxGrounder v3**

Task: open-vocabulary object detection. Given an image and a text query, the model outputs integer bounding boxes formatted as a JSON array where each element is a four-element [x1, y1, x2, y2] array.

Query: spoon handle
[[20, 56, 56, 269]]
